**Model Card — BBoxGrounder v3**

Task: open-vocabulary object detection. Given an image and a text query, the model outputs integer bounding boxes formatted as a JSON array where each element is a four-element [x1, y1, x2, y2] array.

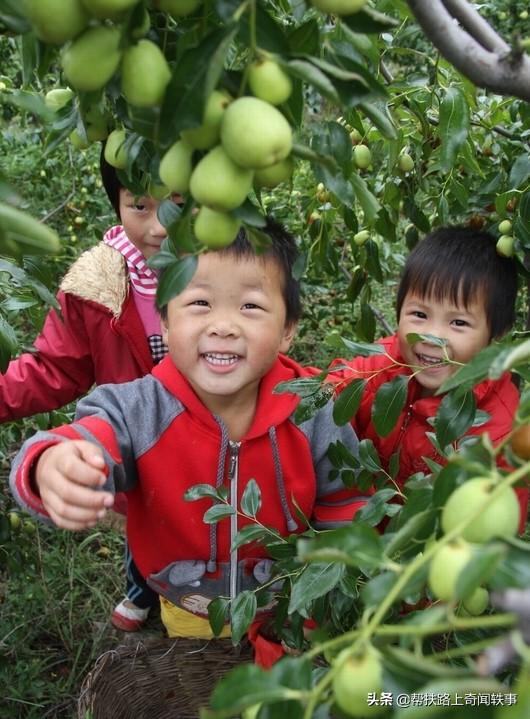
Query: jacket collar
[[151, 354, 304, 437]]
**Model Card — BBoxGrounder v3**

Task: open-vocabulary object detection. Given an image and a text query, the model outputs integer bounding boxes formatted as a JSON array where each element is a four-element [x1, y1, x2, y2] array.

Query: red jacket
[[330, 334, 528, 526], [0, 241, 153, 422], [11, 354, 367, 617]]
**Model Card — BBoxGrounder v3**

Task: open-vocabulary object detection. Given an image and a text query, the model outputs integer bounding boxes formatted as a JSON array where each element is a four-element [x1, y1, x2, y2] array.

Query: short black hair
[[396, 226, 518, 339], [160, 217, 302, 326], [99, 145, 122, 219]]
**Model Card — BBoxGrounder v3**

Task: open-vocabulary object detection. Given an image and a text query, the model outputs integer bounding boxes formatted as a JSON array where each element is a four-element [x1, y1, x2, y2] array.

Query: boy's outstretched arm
[[36, 440, 114, 530]]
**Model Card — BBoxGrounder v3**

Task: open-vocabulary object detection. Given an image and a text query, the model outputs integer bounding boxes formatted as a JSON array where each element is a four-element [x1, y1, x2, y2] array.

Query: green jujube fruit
[[104, 129, 128, 169], [82, 0, 139, 19], [121, 40, 171, 107], [194, 207, 241, 248], [26, 0, 88, 44], [158, 141, 194, 193], [181, 90, 232, 150], [189, 146, 253, 211], [61, 26, 122, 92], [220, 96, 292, 169]]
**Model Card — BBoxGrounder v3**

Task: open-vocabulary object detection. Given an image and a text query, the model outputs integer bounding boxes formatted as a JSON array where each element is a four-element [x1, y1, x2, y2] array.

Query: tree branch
[[406, 0, 530, 102]]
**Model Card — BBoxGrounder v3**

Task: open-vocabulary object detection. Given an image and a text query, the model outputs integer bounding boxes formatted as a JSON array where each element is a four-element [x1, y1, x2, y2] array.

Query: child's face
[[119, 189, 169, 258], [397, 290, 490, 396], [162, 252, 296, 413]]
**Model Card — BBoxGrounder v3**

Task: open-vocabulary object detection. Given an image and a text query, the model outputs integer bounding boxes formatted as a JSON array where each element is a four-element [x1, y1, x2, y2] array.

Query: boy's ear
[[280, 322, 297, 353], [160, 316, 169, 346]]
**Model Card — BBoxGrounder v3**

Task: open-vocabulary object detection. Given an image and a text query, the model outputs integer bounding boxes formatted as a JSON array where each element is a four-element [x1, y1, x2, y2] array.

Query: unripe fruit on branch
[[69, 129, 90, 149], [104, 129, 128, 170], [45, 88, 74, 112], [81, 0, 138, 19], [511, 424, 530, 461], [310, 0, 367, 15], [332, 645, 383, 717], [462, 587, 489, 616], [353, 144, 372, 169], [26, 0, 88, 44], [353, 230, 370, 246], [154, 0, 201, 17], [498, 220, 512, 235], [349, 128, 362, 145], [82, 105, 109, 141], [158, 140, 193, 193], [398, 153, 414, 172], [190, 145, 253, 211], [428, 540, 474, 602], [121, 40, 171, 107], [248, 58, 292, 106], [194, 207, 241, 248], [441, 477, 520, 543], [181, 90, 232, 150], [62, 26, 122, 92], [496, 234, 514, 258], [254, 157, 294, 189], [221, 97, 292, 169]]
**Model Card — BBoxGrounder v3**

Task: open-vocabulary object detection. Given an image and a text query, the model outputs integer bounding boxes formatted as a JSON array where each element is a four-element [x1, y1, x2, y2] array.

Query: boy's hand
[[35, 440, 114, 530]]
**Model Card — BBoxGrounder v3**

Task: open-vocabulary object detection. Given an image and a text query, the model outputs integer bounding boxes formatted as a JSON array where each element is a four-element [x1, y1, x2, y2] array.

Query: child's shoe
[[111, 598, 150, 632]]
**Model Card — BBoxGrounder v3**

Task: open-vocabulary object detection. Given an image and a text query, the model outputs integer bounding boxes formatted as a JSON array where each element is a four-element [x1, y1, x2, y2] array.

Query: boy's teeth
[[417, 353, 442, 365], [203, 352, 239, 365]]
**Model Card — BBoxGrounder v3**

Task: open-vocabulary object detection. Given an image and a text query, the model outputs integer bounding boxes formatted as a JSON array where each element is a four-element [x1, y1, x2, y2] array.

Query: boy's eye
[[242, 303, 261, 310], [134, 203, 146, 211], [412, 310, 427, 319], [191, 300, 209, 307], [452, 319, 469, 327]]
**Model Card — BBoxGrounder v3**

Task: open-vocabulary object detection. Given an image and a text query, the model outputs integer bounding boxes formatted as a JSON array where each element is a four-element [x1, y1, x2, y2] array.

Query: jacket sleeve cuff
[[10, 437, 62, 518]]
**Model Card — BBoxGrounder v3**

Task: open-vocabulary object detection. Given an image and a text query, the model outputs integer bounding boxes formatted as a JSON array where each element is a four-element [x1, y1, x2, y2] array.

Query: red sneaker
[[111, 598, 150, 632]]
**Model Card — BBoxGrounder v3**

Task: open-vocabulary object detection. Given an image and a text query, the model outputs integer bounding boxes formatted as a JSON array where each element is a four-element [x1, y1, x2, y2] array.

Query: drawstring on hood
[[206, 419, 298, 572], [269, 426, 298, 532]]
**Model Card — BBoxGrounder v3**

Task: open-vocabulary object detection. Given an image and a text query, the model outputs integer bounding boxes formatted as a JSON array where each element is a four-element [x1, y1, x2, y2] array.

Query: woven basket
[[78, 637, 253, 719]]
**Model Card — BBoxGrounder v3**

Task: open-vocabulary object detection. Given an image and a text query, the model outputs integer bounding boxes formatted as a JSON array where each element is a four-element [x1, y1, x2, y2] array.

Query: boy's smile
[[398, 291, 490, 396], [163, 252, 295, 416]]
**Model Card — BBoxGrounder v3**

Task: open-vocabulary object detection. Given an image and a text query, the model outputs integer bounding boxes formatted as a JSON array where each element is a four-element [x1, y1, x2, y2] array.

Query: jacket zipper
[[228, 440, 241, 603]]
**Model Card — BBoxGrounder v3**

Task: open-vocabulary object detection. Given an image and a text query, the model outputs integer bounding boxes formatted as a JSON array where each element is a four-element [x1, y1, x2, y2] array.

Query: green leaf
[[489, 542, 530, 590], [332, 378, 366, 426], [184, 484, 225, 502], [297, 523, 384, 569], [358, 438, 382, 473], [231, 525, 275, 552], [439, 86, 470, 173], [241, 479, 261, 518], [326, 334, 386, 357], [203, 504, 236, 524], [349, 172, 381, 222], [509, 153, 530, 188], [437, 344, 505, 394], [157, 199, 182, 229], [230, 590, 257, 644], [365, 239, 383, 282], [288, 562, 344, 615], [384, 508, 437, 557], [358, 101, 397, 140], [434, 390, 476, 448], [155, 255, 198, 307], [489, 337, 530, 379], [355, 488, 397, 526], [287, 60, 340, 105], [0, 0, 31, 33], [207, 596, 229, 637], [342, 6, 399, 33], [405, 333, 446, 348], [454, 543, 507, 600], [288, 19, 320, 55], [372, 375, 409, 437], [273, 377, 326, 398], [232, 201, 266, 227]]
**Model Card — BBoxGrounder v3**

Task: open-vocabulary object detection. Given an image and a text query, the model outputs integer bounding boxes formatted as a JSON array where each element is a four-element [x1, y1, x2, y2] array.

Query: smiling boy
[[10, 219, 367, 640], [330, 226, 528, 523]]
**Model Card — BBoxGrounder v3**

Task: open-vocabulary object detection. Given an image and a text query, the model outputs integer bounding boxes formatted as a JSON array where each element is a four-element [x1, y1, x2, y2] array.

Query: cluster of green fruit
[[496, 219, 515, 258], [427, 476, 520, 616]]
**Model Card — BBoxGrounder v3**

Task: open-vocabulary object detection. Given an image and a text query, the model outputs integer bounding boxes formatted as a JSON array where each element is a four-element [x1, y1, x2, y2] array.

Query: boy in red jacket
[[10, 220, 367, 641], [330, 226, 528, 525]]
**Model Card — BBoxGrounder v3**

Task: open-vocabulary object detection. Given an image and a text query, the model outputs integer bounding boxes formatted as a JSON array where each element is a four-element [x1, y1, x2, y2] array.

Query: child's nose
[[149, 213, 167, 237], [207, 314, 240, 337]]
